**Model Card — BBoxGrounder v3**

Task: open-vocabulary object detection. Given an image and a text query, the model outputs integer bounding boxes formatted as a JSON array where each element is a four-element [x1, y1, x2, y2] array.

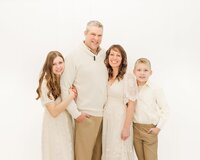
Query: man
[[61, 20, 108, 160]]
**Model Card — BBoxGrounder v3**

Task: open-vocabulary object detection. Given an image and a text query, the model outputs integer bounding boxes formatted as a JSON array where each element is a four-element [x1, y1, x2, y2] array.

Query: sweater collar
[[81, 41, 102, 57]]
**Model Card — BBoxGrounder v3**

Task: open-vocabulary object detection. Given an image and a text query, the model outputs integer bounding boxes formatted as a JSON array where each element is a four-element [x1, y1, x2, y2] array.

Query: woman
[[36, 51, 76, 160], [102, 45, 137, 160]]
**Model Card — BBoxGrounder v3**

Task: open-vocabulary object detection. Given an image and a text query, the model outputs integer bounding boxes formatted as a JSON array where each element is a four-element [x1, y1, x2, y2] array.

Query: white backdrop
[[0, 0, 200, 159]]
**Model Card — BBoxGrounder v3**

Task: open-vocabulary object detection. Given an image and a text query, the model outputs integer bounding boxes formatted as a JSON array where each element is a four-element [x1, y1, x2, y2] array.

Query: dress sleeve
[[40, 79, 54, 106], [124, 72, 138, 104]]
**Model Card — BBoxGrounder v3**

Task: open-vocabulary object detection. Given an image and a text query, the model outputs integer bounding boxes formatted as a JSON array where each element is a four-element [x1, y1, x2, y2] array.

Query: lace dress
[[102, 73, 137, 160], [41, 80, 74, 160]]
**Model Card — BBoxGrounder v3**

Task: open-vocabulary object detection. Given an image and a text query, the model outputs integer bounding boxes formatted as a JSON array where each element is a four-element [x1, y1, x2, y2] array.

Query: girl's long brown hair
[[36, 51, 64, 100], [104, 44, 127, 80]]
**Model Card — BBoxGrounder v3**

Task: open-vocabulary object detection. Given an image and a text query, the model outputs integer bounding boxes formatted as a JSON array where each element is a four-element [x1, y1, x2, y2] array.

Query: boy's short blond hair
[[134, 58, 151, 70]]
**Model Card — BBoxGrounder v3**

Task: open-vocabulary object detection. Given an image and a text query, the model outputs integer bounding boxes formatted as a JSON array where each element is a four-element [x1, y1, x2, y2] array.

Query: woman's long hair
[[104, 44, 127, 80], [36, 51, 64, 100]]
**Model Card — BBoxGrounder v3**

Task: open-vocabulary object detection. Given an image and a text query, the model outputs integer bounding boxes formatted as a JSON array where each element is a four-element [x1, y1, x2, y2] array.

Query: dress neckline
[[107, 79, 118, 87]]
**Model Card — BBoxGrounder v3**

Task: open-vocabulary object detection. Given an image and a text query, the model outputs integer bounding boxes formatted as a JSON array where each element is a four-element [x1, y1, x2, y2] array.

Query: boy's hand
[[148, 127, 160, 135]]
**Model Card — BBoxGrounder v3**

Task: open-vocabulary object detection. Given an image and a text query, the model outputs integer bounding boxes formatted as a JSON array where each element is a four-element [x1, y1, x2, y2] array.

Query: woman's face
[[108, 49, 122, 69], [52, 56, 64, 76]]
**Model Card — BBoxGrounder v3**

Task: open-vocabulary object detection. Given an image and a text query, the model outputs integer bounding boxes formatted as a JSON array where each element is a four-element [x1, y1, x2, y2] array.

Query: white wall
[[0, 0, 199, 159]]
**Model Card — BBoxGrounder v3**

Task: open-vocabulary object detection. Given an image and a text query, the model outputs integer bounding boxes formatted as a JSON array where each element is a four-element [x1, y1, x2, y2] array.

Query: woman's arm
[[121, 100, 136, 140]]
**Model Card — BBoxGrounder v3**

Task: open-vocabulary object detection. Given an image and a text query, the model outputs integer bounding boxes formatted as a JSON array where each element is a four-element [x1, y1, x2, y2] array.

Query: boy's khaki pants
[[133, 123, 158, 160], [75, 116, 102, 160]]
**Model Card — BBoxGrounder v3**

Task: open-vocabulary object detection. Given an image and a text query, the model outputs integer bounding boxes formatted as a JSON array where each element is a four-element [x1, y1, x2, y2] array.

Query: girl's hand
[[71, 85, 77, 95], [69, 87, 77, 99]]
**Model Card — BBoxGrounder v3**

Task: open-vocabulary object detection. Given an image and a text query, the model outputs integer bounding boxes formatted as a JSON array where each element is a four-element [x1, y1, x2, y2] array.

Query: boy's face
[[134, 63, 152, 86]]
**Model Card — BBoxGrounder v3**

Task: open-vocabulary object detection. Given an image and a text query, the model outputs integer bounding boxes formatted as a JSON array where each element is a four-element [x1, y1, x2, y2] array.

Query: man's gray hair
[[85, 20, 103, 32]]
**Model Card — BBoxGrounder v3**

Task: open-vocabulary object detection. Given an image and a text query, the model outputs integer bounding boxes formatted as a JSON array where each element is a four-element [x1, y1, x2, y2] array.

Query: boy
[[132, 58, 169, 160]]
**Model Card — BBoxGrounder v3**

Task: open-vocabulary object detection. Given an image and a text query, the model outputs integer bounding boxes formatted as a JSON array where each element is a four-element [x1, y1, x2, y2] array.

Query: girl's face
[[108, 49, 122, 69], [52, 56, 64, 76], [134, 63, 152, 85]]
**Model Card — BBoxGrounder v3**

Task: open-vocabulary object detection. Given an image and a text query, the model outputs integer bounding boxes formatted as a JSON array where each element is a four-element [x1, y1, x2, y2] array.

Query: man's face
[[84, 26, 103, 53]]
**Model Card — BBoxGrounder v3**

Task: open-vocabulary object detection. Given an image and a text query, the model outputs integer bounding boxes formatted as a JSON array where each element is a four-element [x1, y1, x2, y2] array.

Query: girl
[[36, 51, 76, 160]]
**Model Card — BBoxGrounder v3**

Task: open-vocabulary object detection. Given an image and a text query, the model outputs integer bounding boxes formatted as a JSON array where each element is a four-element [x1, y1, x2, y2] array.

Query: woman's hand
[[121, 127, 130, 140]]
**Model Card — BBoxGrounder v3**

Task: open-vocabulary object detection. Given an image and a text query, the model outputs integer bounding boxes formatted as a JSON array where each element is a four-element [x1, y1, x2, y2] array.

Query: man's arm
[[60, 55, 81, 119]]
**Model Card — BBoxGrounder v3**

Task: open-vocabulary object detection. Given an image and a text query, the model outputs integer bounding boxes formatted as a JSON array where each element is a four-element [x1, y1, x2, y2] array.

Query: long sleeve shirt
[[60, 42, 108, 119], [133, 80, 169, 129]]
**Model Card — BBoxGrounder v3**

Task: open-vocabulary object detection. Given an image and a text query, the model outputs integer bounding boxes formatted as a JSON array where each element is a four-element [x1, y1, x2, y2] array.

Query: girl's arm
[[45, 88, 76, 117]]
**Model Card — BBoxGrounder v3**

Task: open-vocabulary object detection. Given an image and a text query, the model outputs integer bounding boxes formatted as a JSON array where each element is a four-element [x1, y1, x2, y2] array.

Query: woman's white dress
[[102, 74, 137, 160], [41, 80, 74, 160]]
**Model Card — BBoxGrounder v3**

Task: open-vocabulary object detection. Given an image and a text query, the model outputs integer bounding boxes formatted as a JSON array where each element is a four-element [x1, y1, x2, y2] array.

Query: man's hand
[[75, 113, 91, 123]]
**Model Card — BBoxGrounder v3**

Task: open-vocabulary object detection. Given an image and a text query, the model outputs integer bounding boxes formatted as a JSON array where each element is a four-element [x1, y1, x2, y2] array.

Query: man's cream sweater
[[61, 43, 108, 119]]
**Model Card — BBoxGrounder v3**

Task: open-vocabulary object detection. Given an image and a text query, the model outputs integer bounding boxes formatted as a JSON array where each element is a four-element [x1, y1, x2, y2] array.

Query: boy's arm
[[155, 88, 170, 129]]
